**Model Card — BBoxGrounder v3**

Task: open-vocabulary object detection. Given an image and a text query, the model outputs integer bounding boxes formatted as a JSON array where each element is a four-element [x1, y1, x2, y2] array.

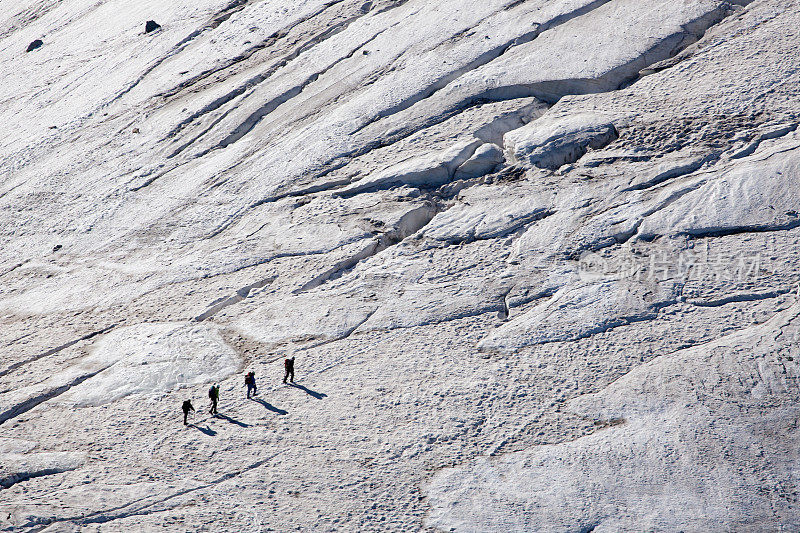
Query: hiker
[[182, 399, 195, 425], [283, 356, 295, 384], [209, 384, 220, 415], [245, 371, 257, 398]]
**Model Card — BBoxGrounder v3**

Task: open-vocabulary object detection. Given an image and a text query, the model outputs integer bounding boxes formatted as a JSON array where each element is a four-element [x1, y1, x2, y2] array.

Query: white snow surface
[[2, 0, 800, 530], [57, 322, 240, 407]]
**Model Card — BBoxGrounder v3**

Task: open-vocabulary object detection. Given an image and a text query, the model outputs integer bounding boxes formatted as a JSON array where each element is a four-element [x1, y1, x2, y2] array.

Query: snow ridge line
[[687, 288, 793, 308], [581, 132, 798, 250], [0, 366, 111, 426], [163, 1, 397, 157], [293, 239, 382, 294], [161, 0, 415, 107], [0, 260, 26, 278], [294, 203, 438, 294], [438, 209, 555, 246], [611, 179, 713, 246], [683, 219, 800, 239], [0, 461, 81, 490], [141, 0, 752, 246], [195, 277, 276, 322], [201, 103, 533, 239], [195, 174, 355, 239], [358, 0, 749, 154], [197, 26, 396, 157], [0, 324, 116, 380], [78, 454, 283, 525], [478, 306, 666, 354], [281, 2, 737, 199], [451, 2, 744, 117], [350, 0, 614, 136], [106, 0, 264, 106], [156, 0, 617, 191], [0, 0, 62, 40], [162, 0, 416, 156], [293, 307, 379, 353], [130, 0, 370, 190], [728, 123, 799, 160], [17, 453, 285, 530], [156, 0, 347, 103], [622, 153, 717, 192]]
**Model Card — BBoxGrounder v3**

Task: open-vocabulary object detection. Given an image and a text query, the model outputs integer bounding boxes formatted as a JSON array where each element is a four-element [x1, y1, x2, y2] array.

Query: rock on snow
[[1, 0, 800, 530]]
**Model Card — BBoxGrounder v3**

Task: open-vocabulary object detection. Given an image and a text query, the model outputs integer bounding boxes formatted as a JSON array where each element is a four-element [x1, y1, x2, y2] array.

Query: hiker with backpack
[[283, 356, 295, 384], [182, 399, 195, 425], [245, 371, 257, 398], [208, 384, 220, 415]]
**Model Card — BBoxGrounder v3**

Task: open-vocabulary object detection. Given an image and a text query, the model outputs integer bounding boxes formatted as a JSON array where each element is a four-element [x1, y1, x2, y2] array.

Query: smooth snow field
[[2, 0, 800, 530]]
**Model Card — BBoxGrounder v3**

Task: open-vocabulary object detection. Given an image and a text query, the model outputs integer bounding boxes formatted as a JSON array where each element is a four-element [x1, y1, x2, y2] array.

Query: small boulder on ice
[[26, 39, 43, 52], [145, 20, 161, 33]]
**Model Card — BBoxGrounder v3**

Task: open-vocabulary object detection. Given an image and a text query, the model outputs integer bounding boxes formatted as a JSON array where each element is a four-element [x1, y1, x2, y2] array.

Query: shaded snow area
[[2, 0, 800, 530]]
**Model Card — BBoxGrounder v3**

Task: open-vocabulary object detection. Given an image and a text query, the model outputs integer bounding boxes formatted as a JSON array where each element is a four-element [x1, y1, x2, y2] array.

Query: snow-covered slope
[[1, 0, 799, 530]]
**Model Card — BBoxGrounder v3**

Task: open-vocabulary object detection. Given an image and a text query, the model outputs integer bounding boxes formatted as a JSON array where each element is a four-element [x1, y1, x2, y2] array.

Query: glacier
[[1, 0, 800, 530]]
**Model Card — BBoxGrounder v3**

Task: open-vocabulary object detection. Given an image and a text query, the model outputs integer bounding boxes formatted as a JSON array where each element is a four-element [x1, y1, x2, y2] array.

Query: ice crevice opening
[[0, 323, 116, 380], [293, 0, 764, 331], [686, 287, 794, 308], [293, 201, 438, 293], [348, 0, 619, 136], [168, 0, 749, 203], [0, 367, 111, 426], [0, 451, 85, 490], [195, 276, 276, 321], [189, 0, 751, 244], [170, 3, 402, 159], [286, 0, 751, 210], [367, 0, 753, 152]]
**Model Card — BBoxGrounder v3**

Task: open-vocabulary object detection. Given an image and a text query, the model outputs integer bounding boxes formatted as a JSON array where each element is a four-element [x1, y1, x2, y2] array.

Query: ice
[[427, 304, 800, 531], [504, 113, 618, 169], [1, 451, 85, 489], [2, 0, 800, 529], [56, 322, 240, 407]]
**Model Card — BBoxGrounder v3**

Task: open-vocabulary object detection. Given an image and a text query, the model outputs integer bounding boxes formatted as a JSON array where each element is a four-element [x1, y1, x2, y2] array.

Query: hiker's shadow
[[250, 397, 288, 415], [216, 413, 250, 427], [289, 383, 327, 400], [190, 424, 217, 436]]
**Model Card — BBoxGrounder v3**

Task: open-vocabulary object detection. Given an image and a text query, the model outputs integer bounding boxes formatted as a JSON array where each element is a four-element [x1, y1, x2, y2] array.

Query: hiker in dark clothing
[[208, 385, 220, 415], [182, 399, 195, 425], [283, 356, 295, 384], [245, 371, 257, 398]]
